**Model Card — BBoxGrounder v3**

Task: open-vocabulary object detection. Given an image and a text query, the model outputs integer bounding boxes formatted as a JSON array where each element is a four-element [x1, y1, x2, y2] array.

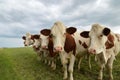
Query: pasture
[[0, 47, 120, 80]]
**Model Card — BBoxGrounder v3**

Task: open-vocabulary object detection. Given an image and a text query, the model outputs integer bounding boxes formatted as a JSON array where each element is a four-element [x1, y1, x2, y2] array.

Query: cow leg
[[106, 57, 114, 80], [59, 52, 68, 80], [88, 54, 91, 70], [36, 52, 41, 61], [98, 63, 104, 80], [48, 59, 51, 66], [62, 63, 68, 80], [78, 56, 83, 70], [68, 54, 75, 80], [51, 59, 56, 70]]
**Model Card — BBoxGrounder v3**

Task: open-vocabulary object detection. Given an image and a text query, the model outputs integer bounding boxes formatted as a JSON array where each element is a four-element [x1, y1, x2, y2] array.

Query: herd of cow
[[22, 21, 120, 80]]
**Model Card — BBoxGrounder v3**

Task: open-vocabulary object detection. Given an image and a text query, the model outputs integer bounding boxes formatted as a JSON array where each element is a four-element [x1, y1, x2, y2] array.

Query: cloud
[[0, 37, 23, 47], [0, 0, 120, 47]]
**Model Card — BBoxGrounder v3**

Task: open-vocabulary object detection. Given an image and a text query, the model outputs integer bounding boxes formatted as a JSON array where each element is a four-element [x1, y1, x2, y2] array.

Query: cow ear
[[66, 27, 77, 34], [40, 29, 51, 36], [33, 35, 40, 39], [31, 35, 34, 40], [103, 28, 110, 36], [22, 36, 26, 40], [80, 31, 89, 38]]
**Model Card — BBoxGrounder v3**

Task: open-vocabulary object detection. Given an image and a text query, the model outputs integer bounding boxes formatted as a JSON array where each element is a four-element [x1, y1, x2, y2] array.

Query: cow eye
[[50, 34, 54, 38], [99, 34, 103, 38]]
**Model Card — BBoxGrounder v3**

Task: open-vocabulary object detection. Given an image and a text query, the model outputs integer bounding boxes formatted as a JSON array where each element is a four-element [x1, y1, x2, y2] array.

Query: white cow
[[80, 23, 120, 80]]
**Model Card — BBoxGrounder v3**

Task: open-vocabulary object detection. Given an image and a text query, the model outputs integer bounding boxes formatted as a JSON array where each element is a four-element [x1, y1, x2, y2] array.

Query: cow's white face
[[33, 39, 41, 48], [51, 21, 66, 52], [52, 32, 66, 52], [22, 33, 34, 46], [88, 24, 110, 54], [25, 36, 34, 46], [40, 34, 49, 49]]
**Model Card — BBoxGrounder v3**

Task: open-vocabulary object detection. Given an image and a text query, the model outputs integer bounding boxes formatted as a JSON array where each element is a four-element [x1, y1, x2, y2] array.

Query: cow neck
[[33, 45, 40, 51], [105, 34, 114, 49], [48, 37, 57, 57], [64, 33, 76, 55]]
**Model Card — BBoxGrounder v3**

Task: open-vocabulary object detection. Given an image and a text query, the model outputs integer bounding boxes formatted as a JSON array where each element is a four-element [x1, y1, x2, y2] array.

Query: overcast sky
[[0, 0, 120, 47]]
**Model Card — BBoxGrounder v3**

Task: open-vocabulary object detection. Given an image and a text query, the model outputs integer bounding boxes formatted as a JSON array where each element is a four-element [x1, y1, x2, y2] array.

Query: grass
[[0, 47, 120, 80]]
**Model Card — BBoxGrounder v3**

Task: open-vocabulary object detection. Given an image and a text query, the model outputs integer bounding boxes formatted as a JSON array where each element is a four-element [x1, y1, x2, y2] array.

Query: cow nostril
[[42, 46, 47, 49], [93, 49, 96, 53], [88, 48, 96, 54], [55, 46, 62, 51]]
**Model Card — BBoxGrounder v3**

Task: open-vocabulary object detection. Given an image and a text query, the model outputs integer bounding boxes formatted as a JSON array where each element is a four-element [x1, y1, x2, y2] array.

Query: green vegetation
[[0, 47, 120, 80]]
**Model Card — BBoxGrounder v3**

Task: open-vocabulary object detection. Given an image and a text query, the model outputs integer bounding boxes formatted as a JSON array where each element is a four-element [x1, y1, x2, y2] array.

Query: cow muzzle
[[41, 46, 47, 49], [88, 48, 96, 54], [33, 46, 39, 50], [54, 46, 62, 52]]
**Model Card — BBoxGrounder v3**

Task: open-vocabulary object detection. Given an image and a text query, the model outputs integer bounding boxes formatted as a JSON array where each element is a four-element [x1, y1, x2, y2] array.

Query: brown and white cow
[[42, 21, 91, 80], [80, 23, 120, 80], [40, 29, 58, 70], [22, 33, 42, 61], [51, 21, 76, 80], [22, 33, 34, 46]]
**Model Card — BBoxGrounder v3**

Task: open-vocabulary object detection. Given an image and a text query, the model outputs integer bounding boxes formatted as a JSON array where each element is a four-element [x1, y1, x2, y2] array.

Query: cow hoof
[[52, 67, 56, 70], [63, 76, 68, 80], [63, 77, 68, 80], [109, 77, 113, 80], [98, 78, 102, 80]]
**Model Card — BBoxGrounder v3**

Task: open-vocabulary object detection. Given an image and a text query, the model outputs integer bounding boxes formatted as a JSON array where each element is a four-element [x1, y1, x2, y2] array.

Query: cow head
[[80, 24, 111, 54], [40, 29, 51, 49], [22, 33, 34, 46], [51, 21, 76, 52], [32, 34, 41, 50]]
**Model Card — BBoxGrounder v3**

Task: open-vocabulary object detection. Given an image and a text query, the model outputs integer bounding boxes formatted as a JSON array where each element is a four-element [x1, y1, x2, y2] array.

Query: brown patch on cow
[[79, 40, 82, 45], [80, 31, 89, 38], [31, 35, 34, 40], [66, 27, 76, 34], [64, 33, 76, 55], [33, 35, 40, 39], [30, 35, 35, 42], [40, 29, 51, 36], [22, 36, 26, 40], [48, 37, 57, 57], [105, 34, 114, 49], [82, 42, 88, 48]]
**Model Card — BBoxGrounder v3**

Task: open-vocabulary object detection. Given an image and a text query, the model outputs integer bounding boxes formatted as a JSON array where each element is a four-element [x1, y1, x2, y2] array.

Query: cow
[[42, 21, 91, 80], [22, 33, 34, 46], [22, 33, 42, 61], [40, 29, 58, 70], [80, 23, 120, 80], [31, 34, 43, 61]]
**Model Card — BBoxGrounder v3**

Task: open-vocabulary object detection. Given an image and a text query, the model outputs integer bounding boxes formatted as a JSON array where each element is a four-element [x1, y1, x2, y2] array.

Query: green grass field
[[0, 47, 120, 80]]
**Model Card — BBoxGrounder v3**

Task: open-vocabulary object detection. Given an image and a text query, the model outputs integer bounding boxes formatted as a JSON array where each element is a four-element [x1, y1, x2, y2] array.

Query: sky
[[0, 0, 120, 47]]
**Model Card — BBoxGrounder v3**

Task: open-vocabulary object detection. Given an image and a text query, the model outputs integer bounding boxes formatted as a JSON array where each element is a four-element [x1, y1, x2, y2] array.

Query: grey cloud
[[0, 0, 120, 47], [109, 0, 120, 8], [38, 0, 63, 6]]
